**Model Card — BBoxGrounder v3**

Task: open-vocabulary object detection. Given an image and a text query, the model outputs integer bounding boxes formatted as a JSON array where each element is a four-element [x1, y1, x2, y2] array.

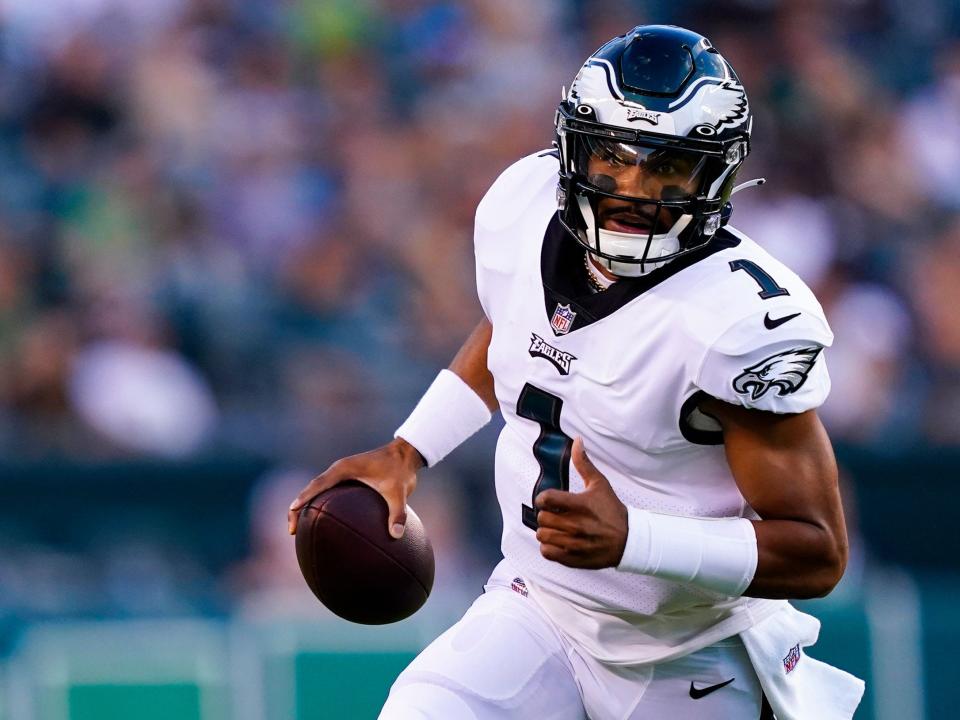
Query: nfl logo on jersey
[[783, 644, 801, 674], [550, 303, 576, 335]]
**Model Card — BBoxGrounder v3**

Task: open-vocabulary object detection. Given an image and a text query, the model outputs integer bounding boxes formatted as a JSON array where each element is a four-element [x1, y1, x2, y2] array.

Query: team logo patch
[[783, 644, 801, 674], [550, 303, 577, 335], [529, 333, 577, 375], [510, 577, 529, 597], [732, 347, 821, 400]]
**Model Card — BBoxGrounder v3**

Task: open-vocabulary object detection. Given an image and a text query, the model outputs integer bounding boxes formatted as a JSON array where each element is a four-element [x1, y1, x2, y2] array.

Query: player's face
[[584, 138, 706, 235]]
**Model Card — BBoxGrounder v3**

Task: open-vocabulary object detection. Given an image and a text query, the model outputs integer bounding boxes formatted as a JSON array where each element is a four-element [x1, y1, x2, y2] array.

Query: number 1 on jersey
[[517, 383, 572, 530], [729, 259, 789, 299]]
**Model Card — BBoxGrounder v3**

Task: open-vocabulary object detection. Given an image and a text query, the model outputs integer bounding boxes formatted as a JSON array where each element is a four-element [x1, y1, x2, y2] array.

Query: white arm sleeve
[[618, 507, 758, 597], [395, 370, 492, 467]]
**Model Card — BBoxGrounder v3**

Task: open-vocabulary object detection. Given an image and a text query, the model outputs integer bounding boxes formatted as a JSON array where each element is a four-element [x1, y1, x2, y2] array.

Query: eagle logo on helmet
[[568, 60, 624, 104], [702, 80, 749, 129], [732, 347, 821, 400], [675, 79, 749, 136]]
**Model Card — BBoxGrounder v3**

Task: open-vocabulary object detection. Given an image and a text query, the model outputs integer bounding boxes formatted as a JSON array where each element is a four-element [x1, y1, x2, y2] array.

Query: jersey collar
[[540, 212, 740, 335]]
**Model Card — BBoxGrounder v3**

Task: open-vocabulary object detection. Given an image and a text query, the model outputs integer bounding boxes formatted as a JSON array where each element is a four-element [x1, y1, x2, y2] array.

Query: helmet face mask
[[555, 25, 752, 277]]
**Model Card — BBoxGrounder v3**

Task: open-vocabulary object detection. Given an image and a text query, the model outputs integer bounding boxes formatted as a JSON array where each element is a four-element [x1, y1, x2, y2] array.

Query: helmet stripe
[[667, 76, 733, 110], [583, 58, 625, 100]]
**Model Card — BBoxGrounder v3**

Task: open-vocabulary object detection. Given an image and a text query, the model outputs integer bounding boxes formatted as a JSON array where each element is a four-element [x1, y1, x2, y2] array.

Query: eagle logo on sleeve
[[732, 347, 822, 400]]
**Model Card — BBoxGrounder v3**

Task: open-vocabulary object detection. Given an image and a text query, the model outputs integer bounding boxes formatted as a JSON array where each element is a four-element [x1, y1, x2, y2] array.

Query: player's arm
[[287, 317, 496, 537], [699, 398, 848, 598], [447, 317, 497, 411], [534, 418, 847, 600]]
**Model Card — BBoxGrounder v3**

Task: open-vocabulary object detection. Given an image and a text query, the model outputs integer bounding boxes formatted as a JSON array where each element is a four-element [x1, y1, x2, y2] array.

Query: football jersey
[[474, 151, 834, 665]]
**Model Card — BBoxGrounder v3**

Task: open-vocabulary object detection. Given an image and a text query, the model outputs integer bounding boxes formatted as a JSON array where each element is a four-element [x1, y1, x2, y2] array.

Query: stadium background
[[0, 0, 957, 717]]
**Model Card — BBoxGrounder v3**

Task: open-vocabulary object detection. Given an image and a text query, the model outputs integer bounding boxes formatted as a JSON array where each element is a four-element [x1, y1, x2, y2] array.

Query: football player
[[289, 24, 864, 719]]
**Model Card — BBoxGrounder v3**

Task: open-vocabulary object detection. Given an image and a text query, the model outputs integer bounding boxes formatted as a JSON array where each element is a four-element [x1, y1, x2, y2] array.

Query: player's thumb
[[386, 494, 408, 539], [572, 436, 606, 490]]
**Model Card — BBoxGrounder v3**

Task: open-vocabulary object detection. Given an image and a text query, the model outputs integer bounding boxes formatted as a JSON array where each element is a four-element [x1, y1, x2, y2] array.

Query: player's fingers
[[539, 541, 586, 567], [536, 508, 583, 534], [539, 542, 568, 563], [289, 464, 345, 510], [535, 489, 583, 513], [379, 488, 409, 539], [323, 474, 407, 539], [286, 463, 352, 534], [536, 526, 580, 547], [571, 437, 607, 489], [287, 481, 323, 535], [536, 526, 560, 546]]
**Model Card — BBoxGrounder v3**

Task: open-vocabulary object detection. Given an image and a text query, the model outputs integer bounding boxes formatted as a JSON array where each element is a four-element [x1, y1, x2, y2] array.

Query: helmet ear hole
[[575, 104, 596, 119]]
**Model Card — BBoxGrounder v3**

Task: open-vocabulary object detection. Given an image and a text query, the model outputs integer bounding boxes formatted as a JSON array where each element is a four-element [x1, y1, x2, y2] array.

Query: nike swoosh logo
[[764, 311, 801, 330], [689, 677, 735, 699]]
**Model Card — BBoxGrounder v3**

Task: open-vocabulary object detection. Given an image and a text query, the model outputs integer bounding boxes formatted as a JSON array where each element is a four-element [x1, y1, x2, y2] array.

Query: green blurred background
[[0, 0, 958, 717]]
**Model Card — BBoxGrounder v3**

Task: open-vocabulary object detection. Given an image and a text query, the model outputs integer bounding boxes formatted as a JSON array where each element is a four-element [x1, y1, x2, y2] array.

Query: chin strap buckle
[[719, 202, 733, 228]]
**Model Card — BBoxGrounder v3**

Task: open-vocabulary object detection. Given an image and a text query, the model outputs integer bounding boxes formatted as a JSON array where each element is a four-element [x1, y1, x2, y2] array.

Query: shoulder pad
[[476, 151, 559, 233]]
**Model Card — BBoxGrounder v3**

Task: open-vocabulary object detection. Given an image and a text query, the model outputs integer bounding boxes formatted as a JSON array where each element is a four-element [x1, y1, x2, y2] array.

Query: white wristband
[[394, 369, 493, 467], [617, 507, 758, 597]]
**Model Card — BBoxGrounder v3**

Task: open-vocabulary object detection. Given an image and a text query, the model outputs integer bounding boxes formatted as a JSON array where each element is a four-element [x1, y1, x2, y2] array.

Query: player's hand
[[287, 438, 425, 538], [534, 437, 628, 569]]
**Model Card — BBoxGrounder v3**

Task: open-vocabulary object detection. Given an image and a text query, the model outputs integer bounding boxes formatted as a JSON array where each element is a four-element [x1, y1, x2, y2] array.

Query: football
[[295, 480, 435, 624]]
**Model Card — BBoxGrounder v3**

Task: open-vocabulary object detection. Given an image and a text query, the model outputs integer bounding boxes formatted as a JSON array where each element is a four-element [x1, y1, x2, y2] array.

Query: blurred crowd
[[0, 0, 958, 459], [0, 0, 958, 624]]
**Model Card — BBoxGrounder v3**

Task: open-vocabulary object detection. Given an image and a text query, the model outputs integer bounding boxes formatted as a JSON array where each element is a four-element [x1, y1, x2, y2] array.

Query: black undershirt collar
[[540, 212, 740, 335]]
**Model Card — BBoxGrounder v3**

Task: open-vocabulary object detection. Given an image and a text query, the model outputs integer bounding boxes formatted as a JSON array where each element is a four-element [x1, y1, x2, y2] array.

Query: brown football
[[295, 480, 435, 624]]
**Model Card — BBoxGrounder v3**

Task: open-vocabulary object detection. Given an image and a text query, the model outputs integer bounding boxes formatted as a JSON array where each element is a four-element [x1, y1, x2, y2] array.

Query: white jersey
[[474, 151, 834, 665]]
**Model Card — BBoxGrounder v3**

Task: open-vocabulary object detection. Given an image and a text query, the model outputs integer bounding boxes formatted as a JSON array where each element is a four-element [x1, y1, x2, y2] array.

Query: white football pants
[[380, 569, 772, 720]]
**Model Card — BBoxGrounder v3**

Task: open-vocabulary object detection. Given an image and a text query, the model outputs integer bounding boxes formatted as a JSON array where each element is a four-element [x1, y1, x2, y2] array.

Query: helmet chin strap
[[578, 196, 690, 277], [593, 239, 673, 277]]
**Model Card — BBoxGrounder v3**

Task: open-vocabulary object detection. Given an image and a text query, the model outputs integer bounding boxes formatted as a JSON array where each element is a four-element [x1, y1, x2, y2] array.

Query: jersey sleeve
[[695, 308, 834, 414]]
